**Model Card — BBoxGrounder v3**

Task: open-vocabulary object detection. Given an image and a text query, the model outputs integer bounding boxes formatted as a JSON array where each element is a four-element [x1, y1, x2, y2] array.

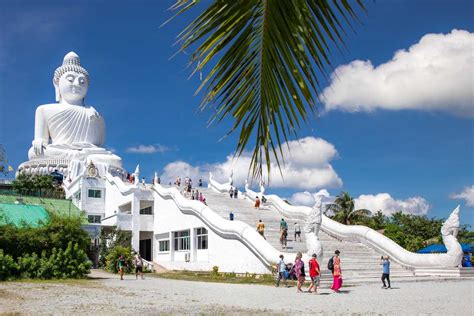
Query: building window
[[158, 240, 170, 252], [196, 227, 208, 250], [88, 189, 102, 198], [140, 206, 153, 215], [74, 191, 81, 201], [87, 215, 101, 224], [173, 230, 190, 251]]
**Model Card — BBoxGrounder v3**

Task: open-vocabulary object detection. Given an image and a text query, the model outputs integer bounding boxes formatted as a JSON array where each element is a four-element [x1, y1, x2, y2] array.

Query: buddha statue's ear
[[54, 84, 61, 102]]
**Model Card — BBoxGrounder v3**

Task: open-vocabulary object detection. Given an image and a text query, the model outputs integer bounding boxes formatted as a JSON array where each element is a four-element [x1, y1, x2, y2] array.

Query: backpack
[[327, 257, 334, 271]]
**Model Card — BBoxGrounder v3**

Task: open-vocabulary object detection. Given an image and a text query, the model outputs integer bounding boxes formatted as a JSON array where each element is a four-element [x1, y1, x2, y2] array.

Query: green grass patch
[[152, 270, 298, 286]]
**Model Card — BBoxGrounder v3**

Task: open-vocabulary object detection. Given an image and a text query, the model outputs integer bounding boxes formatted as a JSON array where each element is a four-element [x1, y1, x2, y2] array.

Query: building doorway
[[139, 239, 152, 261]]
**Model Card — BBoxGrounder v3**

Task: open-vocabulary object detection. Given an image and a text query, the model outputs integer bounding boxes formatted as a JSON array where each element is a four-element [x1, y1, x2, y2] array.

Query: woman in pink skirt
[[330, 250, 342, 292]]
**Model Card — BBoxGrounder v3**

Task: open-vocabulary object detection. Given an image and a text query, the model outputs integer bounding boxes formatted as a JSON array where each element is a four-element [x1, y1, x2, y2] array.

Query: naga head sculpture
[[441, 205, 460, 237]]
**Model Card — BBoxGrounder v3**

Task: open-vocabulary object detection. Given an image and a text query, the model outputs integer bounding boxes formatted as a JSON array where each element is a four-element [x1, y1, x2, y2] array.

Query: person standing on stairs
[[257, 219, 266, 239], [330, 250, 343, 293], [254, 196, 261, 209], [381, 256, 391, 289], [280, 218, 288, 248], [294, 222, 302, 242]]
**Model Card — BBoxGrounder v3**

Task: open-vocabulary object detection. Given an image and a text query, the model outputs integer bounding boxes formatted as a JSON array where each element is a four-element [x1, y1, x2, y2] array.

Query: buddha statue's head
[[53, 52, 90, 105]]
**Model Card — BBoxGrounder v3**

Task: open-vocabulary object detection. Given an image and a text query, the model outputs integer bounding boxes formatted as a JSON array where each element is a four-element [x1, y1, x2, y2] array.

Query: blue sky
[[0, 0, 473, 225]]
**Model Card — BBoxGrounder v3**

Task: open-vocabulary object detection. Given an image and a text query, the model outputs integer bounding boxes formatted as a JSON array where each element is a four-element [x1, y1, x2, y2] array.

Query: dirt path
[[1, 270, 472, 315]]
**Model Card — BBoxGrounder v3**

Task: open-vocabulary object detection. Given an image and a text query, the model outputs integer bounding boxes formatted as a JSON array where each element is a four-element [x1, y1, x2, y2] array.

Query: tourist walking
[[198, 179, 202, 187], [233, 189, 238, 198], [329, 250, 342, 293], [280, 218, 288, 248], [134, 253, 144, 280], [293, 252, 305, 293], [257, 219, 266, 239], [381, 256, 391, 289], [294, 222, 302, 242], [307, 253, 320, 294], [116, 255, 127, 281], [254, 196, 261, 209], [275, 254, 288, 287], [229, 187, 234, 198]]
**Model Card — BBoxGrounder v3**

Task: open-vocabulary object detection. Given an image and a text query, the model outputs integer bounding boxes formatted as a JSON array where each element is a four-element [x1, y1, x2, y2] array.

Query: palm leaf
[[166, 0, 365, 181]]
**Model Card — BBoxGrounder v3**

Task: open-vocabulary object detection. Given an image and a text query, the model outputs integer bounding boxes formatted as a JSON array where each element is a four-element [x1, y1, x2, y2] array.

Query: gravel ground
[[0, 270, 472, 315]]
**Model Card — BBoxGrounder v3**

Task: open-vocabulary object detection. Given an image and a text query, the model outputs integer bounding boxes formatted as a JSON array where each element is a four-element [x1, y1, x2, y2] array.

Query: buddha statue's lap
[[18, 52, 123, 176]]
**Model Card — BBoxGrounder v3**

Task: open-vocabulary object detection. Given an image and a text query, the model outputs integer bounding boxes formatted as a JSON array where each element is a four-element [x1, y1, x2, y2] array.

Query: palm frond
[[168, 0, 365, 181]]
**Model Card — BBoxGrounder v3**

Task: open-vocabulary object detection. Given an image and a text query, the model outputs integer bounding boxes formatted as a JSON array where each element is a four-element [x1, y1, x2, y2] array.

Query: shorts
[[295, 231, 301, 236], [136, 266, 143, 273], [311, 276, 320, 286]]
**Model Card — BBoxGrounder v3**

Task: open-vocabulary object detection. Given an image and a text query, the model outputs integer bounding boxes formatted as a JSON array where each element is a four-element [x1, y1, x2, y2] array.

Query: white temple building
[[17, 52, 469, 280]]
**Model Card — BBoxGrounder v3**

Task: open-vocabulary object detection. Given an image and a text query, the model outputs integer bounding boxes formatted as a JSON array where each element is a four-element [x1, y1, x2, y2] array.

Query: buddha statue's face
[[57, 71, 88, 105]]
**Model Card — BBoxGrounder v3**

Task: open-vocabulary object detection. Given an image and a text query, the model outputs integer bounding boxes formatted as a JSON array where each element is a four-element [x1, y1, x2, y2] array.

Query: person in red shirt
[[307, 253, 320, 294]]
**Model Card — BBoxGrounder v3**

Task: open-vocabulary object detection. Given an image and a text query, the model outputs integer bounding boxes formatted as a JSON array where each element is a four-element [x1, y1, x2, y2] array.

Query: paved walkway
[[0, 270, 472, 315]]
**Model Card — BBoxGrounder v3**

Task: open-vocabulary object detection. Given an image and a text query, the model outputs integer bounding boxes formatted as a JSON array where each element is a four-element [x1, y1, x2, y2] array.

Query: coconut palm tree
[[325, 191, 371, 225], [167, 0, 365, 180]]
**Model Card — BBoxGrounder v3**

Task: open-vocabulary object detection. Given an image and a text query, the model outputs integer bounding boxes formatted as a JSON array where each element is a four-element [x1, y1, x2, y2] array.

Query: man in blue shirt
[[381, 256, 391, 289], [275, 254, 288, 287]]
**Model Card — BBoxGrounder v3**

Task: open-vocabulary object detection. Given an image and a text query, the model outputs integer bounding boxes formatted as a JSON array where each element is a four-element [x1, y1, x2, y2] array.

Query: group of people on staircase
[[278, 218, 302, 249], [275, 250, 392, 293]]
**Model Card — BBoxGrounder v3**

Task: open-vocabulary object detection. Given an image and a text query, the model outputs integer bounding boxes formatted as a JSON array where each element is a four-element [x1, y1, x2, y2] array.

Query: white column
[[169, 231, 174, 262], [190, 228, 196, 262], [131, 197, 140, 253]]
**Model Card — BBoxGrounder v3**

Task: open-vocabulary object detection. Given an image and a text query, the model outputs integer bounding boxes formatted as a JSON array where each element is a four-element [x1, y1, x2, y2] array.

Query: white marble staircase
[[196, 187, 416, 283]]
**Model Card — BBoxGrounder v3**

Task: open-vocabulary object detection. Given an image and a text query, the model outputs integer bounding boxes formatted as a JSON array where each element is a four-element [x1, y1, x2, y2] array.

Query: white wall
[[152, 193, 270, 274]]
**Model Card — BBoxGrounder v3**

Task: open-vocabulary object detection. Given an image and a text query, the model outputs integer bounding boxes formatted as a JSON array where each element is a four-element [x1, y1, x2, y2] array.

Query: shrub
[[105, 246, 134, 273], [17, 252, 41, 279], [211, 266, 219, 275], [44, 242, 92, 279], [1, 242, 91, 280], [0, 250, 17, 281], [0, 215, 90, 260]]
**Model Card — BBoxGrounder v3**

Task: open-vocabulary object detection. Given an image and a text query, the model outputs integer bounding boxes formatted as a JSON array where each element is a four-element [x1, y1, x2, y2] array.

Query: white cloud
[[160, 137, 343, 190], [162, 161, 204, 183], [354, 193, 430, 216], [321, 29, 474, 117], [450, 185, 474, 207], [289, 189, 334, 207], [126, 144, 170, 154]]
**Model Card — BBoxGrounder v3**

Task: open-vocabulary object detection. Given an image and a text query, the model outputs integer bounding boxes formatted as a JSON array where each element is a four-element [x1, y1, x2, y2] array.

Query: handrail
[[102, 173, 296, 269], [151, 183, 296, 269], [241, 181, 463, 269], [142, 258, 154, 272]]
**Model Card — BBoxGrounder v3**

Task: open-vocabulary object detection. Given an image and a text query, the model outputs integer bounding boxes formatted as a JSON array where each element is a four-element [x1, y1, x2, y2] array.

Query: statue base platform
[[18, 158, 126, 181]]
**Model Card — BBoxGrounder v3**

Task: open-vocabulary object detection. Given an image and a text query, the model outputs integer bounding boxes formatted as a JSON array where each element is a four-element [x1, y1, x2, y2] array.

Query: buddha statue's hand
[[32, 139, 47, 156]]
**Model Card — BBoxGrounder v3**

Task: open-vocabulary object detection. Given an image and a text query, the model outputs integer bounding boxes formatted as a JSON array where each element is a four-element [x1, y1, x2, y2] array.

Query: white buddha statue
[[19, 52, 122, 176]]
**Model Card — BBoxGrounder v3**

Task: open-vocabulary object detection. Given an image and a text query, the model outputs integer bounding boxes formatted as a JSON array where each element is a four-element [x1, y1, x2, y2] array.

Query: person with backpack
[[329, 250, 342, 293], [307, 253, 320, 294]]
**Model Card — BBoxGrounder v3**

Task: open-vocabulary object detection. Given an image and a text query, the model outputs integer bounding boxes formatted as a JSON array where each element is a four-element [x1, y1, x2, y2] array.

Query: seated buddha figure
[[28, 51, 122, 168]]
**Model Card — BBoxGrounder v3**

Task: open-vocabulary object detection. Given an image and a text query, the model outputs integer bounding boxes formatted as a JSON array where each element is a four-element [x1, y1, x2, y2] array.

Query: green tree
[[169, 0, 365, 180], [98, 226, 132, 267], [325, 191, 371, 225], [12, 172, 35, 195]]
